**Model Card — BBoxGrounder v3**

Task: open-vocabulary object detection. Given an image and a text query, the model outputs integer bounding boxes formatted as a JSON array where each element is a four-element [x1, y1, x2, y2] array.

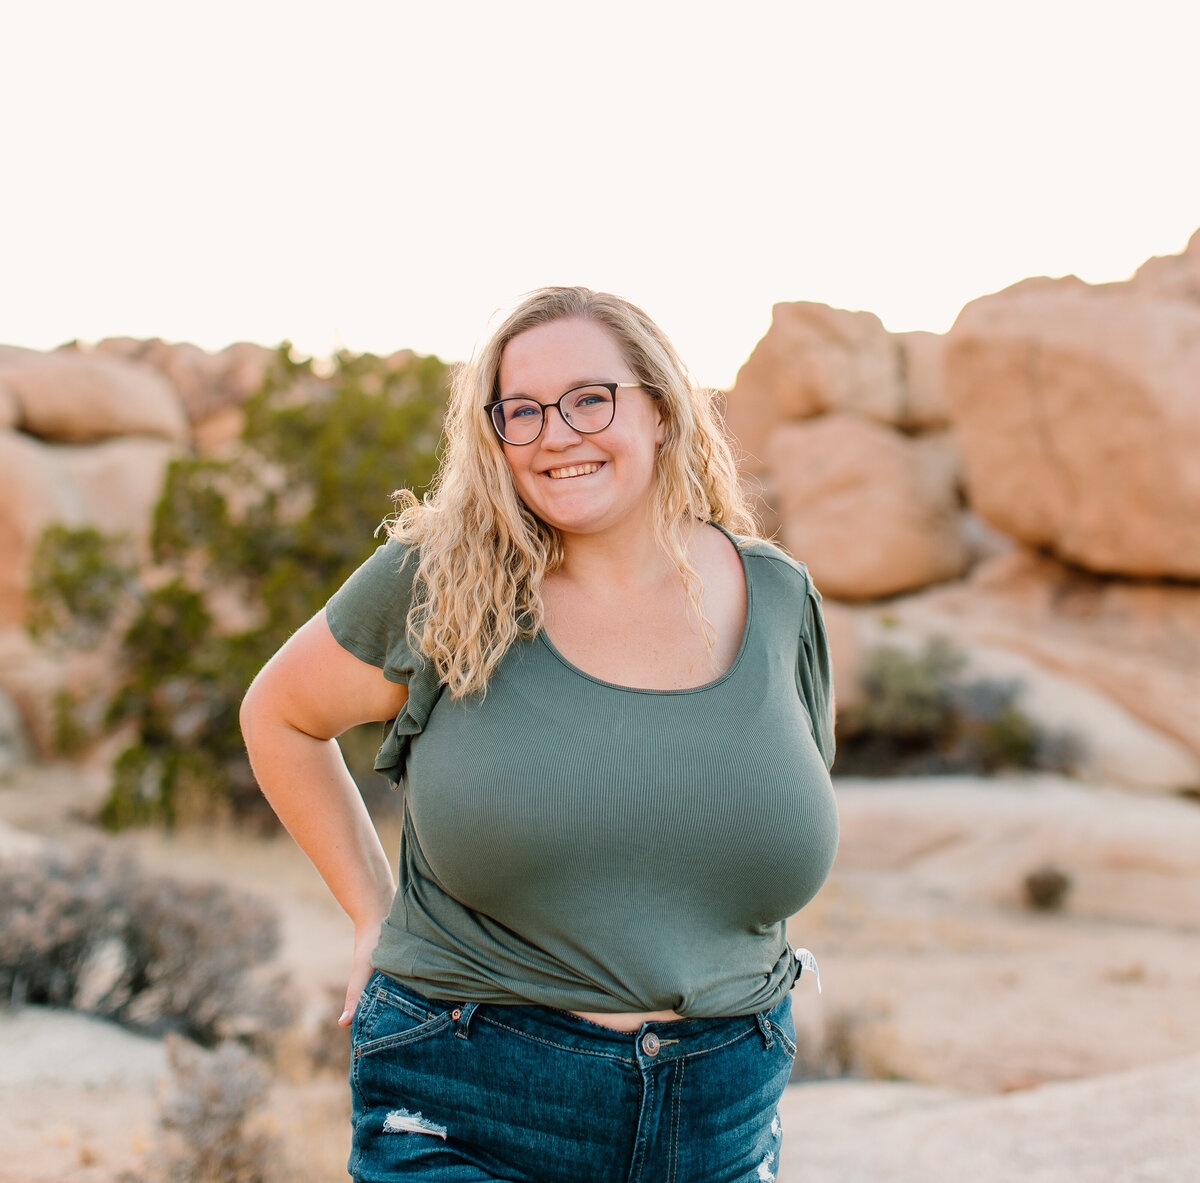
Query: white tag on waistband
[[794, 947, 822, 993]]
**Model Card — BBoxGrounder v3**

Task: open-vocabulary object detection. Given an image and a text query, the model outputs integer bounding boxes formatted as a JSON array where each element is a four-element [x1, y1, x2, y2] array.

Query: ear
[[654, 405, 666, 446]]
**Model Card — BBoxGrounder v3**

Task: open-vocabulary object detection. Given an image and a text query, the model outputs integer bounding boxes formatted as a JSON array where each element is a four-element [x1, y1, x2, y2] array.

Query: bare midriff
[[569, 1008, 683, 1032]]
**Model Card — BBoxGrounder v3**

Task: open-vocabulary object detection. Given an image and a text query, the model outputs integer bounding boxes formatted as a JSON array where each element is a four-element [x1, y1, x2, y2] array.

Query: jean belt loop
[[755, 1011, 774, 1050], [452, 1001, 479, 1039]]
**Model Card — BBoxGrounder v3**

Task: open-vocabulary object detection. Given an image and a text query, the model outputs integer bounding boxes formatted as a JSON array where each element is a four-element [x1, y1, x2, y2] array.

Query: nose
[[539, 402, 583, 447]]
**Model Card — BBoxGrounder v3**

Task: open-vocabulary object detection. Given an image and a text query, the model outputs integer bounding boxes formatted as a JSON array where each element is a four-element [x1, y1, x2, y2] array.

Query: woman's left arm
[[240, 609, 411, 1023]]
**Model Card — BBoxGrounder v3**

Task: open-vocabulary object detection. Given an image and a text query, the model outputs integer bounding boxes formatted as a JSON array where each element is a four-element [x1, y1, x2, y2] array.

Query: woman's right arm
[[239, 608, 411, 1024]]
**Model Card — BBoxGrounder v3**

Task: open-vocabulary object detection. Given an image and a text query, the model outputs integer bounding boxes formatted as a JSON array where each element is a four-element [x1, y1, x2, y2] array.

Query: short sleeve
[[797, 572, 836, 771], [324, 537, 443, 785]]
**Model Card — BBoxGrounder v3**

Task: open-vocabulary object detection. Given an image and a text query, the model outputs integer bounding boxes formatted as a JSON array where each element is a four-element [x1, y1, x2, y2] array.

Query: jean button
[[641, 1032, 660, 1056]]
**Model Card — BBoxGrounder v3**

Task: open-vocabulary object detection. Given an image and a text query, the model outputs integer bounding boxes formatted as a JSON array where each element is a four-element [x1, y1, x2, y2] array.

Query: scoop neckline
[[534, 523, 753, 696]]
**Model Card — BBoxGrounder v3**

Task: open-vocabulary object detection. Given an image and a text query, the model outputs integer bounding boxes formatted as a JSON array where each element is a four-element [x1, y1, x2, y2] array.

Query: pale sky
[[3, 0, 1198, 388]]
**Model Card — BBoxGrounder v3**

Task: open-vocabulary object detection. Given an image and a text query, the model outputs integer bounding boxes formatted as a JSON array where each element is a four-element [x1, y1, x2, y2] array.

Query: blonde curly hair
[[389, 286, 759, 698]]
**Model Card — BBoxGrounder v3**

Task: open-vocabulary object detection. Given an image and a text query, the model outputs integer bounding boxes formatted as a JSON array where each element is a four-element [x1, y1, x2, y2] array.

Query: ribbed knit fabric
[[325, 528, 837, 1018]]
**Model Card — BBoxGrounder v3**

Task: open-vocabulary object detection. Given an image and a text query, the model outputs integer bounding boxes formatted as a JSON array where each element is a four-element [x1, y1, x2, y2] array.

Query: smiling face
[[495, 317, 665, 544]]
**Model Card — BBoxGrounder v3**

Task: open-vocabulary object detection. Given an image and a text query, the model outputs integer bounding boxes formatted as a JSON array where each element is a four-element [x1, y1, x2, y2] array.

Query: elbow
[[239, 671, 328, 751], [239, 673, 266, 748]]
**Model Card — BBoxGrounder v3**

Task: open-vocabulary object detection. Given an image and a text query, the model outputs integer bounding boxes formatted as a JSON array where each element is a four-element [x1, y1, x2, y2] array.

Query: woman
[[240, 287, 838, 1182]]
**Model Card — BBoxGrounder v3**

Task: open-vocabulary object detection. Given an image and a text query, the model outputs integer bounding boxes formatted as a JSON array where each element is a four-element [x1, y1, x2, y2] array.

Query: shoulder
[[333, 534, 421, 602], [324, 533, 425, 676], [722, 530, 819, 600], [365, 532, 421, 576]]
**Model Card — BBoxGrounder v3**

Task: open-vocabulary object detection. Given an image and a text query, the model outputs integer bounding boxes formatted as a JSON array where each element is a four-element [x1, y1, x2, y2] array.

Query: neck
[[553, 515, 694, 592]]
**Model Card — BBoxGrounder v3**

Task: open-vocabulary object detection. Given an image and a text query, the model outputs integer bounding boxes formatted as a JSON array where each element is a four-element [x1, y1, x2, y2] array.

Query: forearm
[[244, 714, 396, 930]]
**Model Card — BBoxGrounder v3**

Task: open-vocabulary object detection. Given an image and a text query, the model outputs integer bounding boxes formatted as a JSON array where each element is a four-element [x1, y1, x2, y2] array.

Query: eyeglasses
[[487, 382, 642, 446]]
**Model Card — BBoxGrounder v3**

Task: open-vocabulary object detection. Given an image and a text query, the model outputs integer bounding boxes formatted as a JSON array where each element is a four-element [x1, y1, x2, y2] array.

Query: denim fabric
[[349, 970, 796, 1182]]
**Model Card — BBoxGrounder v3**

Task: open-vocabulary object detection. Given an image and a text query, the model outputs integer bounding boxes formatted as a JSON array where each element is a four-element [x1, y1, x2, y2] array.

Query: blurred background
[[2, 2, 1198, 1181]]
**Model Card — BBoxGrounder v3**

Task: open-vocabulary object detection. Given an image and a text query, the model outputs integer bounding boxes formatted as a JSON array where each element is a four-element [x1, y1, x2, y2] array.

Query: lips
[[545, 462, 603, 480]]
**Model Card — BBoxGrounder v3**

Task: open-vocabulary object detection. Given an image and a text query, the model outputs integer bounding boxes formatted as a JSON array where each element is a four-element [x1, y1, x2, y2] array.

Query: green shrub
[[28, 345, 449, 825], [842, 636, 963, 745], [26, 524, 140, 646], [1023, 863, 1073, 911], [835, 637, 1085, 776]]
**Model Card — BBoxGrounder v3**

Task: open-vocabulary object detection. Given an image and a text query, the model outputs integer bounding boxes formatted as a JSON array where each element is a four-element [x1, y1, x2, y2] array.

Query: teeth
[[547, 463, 602, 479]]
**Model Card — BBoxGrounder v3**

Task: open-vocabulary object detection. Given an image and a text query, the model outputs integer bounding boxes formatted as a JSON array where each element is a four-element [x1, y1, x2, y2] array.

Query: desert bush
[[26, 524, 140, 646], [789, 1007, 869, 1082], [0, 843, 292, 1046], [146, 1035, 280, 1183], [28, 345, 449, 825], [844, 636, 964, 745], [1023, 863, 1073, 911], [835, 636, 1086, 776]]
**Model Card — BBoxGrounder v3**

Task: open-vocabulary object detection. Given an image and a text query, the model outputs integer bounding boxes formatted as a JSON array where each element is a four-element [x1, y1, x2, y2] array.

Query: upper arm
[[241, 608, 410, 743]]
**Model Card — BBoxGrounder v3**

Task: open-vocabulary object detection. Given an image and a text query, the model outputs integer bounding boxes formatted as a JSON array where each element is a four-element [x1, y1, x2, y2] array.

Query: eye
[[567, 386, 615, 410], [506, 401, 541, 420]]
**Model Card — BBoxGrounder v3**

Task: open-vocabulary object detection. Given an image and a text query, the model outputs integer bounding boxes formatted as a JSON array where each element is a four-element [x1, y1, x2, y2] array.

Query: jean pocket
[[353, 972, 454, 1059]]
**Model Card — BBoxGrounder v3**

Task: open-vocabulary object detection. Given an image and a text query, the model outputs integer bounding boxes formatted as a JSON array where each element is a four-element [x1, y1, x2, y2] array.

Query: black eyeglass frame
[[487, 382, 643, 445]]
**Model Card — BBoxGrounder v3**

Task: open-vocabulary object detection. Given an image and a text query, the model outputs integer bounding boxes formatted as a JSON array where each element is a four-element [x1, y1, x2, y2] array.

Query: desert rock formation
[[0, 432, 179, 625], [0, 340, 273, 758], [4, 245, 1200, 1176], [723, 229, 1200, 792], [3, 232, 1199, 794], [946, 278, 1200, 578], [0, 346, 188, 444], [726, 305, 964, 600], [90, 337, 272, 432], [767, 415, 967, 598]]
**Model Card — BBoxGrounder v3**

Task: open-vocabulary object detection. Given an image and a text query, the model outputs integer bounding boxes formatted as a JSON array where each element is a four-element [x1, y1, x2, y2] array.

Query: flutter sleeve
[[796, 570, 836, 772], [324, 536, 443, 785]]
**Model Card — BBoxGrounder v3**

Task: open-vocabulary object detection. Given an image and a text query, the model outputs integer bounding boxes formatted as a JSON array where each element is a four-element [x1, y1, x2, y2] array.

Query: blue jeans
[[349, 971, 796, 1182]]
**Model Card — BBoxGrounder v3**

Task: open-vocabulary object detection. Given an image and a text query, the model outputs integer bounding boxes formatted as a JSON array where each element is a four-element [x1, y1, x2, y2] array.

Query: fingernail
[[338, 1009, 351, 1024]]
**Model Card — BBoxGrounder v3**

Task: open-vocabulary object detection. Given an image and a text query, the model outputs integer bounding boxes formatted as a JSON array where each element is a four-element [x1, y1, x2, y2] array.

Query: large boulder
[[725, 305, 952, 477], [723, 306, 958, 584], [0, 346, 188, 444], [944, 283, 1200, 578], [725, 304, 904, 470], [1126, 225, 1200, 303], [894, 330, 951, 429], [767, 415, 969, 599], [0, 433, 62, 627], [0, 379, 18, 431], [0, 432, 179, 627], [92, 338, 273, 425]]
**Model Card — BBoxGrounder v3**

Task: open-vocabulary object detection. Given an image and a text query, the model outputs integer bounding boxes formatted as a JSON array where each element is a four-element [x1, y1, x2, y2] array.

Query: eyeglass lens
[[490, 385, 616, 445]]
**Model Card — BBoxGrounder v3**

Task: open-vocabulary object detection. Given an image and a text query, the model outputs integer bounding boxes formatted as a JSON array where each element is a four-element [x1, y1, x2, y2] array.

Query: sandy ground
[[3, 767, 1200, 1181], [779, 1058, 1200, 1183], [0, 1004, 350, 1183]]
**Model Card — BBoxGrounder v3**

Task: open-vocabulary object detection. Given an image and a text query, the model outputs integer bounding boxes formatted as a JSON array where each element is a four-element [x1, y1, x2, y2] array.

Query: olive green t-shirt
[[325, 529, 837, 1017]]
